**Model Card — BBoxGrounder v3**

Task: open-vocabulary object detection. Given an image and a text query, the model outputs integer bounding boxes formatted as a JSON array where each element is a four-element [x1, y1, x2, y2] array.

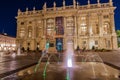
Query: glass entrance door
[[56, 38, 63, 52]]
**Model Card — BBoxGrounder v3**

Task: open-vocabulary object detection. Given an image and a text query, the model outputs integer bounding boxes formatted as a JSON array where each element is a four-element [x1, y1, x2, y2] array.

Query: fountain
[[67, 58, 72, 68], [17, 44, 21, 55], [65, 41, 74, 68], [65, 40, 74, 80], [34, 49, 47, 73], [2, 43, 120, 80], [11, 51, 16, 58]]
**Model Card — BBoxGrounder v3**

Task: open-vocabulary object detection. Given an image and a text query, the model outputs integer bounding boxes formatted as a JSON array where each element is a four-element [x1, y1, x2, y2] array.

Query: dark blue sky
[[0, 0, 120, 37]]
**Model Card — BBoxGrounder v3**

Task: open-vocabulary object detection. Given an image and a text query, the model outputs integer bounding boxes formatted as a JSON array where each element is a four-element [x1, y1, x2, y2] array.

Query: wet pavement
[[2, 63, 120, 80], [0, 53, 41, 78], [0, 49, 120, 79]]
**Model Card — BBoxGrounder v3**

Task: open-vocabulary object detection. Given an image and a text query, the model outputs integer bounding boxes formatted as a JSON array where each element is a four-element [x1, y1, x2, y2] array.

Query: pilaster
[[43, 18, 47, 48], [63, 17, 66, 50], [98, 12, 103, 49], [74, 16, 77, 49], [112, 36, 118, 49], [110, 12, 115, 34], [98, 12, 103, 36], [43, 18, 47, 36], [87, 13, 91, 49], [87, 13, 91, 36]]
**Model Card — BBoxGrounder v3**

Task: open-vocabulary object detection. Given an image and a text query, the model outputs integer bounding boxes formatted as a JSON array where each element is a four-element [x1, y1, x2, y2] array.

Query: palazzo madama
[[16, 0, 118, 51]]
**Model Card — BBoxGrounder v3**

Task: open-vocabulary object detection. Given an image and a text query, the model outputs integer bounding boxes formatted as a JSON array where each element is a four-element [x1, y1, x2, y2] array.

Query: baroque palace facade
[[16, 0, 118, 51]]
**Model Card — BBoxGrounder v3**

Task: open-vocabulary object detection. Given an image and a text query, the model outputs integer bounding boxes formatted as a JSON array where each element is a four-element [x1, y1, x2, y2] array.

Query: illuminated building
[[16, 0, 118, 51], [0, 33, 16, 51]]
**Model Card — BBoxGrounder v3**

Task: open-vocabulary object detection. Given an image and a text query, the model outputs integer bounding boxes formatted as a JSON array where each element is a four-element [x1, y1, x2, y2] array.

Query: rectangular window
[[107, 40, 111, 48], [83, 41, 86, 45], [95, 40, 98, 45], [81, 17, 86, 20]]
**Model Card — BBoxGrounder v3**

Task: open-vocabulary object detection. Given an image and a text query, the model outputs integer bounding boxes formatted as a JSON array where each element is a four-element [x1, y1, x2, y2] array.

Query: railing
[[18, 10, 42, 16], [18, 3, 111, 16], [56, 7, 63, 11], [47, 8, 54, 11], [65, 5, 74, 9]]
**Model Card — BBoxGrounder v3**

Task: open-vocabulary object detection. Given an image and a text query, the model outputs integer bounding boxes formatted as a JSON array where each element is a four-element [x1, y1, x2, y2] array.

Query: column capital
[[109, 12, 114, 15], [87, 13, 91, 17], [97, 12, 102, 16]]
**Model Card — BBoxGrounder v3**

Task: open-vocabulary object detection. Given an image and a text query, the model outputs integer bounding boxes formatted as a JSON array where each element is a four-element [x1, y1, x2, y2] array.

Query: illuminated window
[[81, 27, 87, 32], [81, 17, 86, 20], [47, 19, 54, 36], [28, 30, 32, 38], [20, 28, 25, 38], [20, 31, 25, 38], [81, 23, 87, 35], [103, 22, 110, 34], [28, 26, 32, 38]]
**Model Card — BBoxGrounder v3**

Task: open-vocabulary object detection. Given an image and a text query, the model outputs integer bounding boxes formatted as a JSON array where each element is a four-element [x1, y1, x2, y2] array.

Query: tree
[[116, 30, 120, 47], [116, 30, 120, 37]]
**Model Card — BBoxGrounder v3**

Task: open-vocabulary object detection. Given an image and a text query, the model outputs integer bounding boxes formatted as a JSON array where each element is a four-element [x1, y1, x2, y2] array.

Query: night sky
[[0, 0, 120, 37]]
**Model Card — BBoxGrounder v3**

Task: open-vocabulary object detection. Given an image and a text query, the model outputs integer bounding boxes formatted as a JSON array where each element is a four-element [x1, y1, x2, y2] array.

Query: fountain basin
[[2, 62, 120, 80]]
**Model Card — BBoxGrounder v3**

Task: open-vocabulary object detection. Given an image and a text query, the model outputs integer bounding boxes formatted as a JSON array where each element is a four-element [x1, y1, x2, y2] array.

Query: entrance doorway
[[56, 38, 63, 52]]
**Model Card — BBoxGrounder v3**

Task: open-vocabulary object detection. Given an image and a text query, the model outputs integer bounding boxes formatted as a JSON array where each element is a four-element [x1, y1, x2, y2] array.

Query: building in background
[[16, 0, 118, 51], [0, 33, 16, 52]]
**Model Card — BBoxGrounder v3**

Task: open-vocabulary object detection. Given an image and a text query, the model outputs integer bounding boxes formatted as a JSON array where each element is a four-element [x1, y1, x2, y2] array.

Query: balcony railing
[[18, 3, 111, 16]]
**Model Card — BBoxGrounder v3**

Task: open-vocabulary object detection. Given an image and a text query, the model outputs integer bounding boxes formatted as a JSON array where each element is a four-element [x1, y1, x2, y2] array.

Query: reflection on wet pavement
[[2, 62, 120, 80]]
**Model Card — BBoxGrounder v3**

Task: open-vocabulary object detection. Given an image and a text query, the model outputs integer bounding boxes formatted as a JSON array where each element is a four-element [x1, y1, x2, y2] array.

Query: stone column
[[74, 16, 78, 49], [53, 18, 56, 51], [87, 13, 91, 49], [43, 18, 47, 36], [87, 13, 91, 36], [112, 36, 118, 49], [53, 18, 56, 36], [110, 12, 118, 49], [16, 20, 20, 39], [98, 12, 103, 49], [31, 20, 37, 50], [63, 17, 66, 50], [110, 12, 115, 34], [43, 18, 47, 49], [98, 12, 103, 36], [24, 20, 28, 40], [32, 20, 35, 39]]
